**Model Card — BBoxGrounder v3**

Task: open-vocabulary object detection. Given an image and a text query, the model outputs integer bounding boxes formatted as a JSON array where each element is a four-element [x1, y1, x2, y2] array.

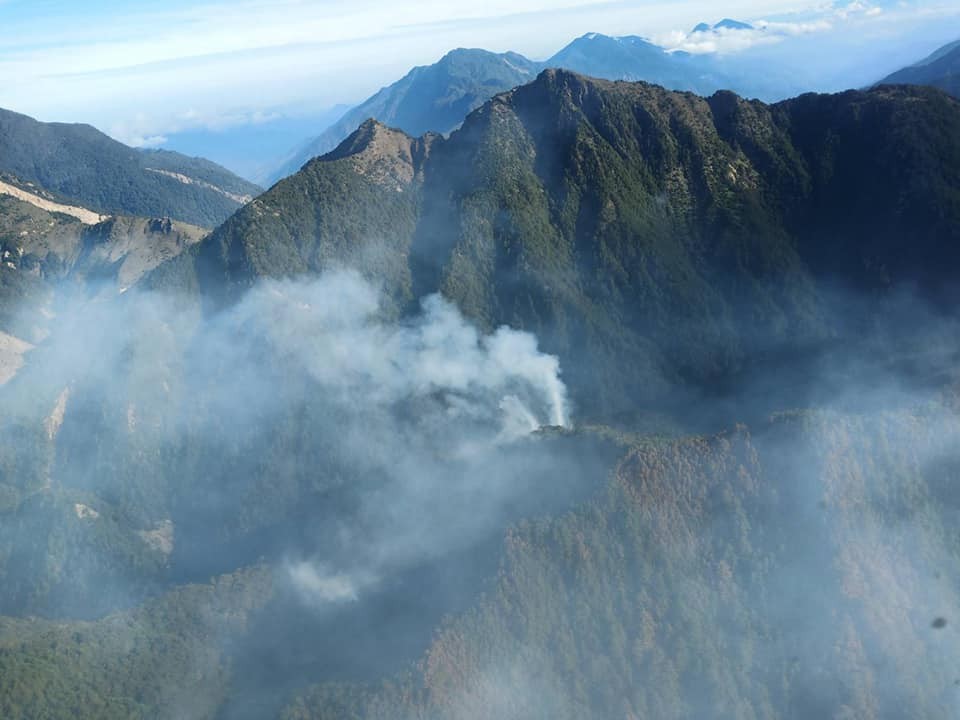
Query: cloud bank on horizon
[[0, 0, 956, 148]]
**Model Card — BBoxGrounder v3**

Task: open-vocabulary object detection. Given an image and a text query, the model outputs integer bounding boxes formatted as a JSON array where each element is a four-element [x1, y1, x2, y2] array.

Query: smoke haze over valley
[[1, 2, 960, 719]]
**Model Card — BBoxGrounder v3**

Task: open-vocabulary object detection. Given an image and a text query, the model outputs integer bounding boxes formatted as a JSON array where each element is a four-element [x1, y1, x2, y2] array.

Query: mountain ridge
[[265, 25, 831, 186]]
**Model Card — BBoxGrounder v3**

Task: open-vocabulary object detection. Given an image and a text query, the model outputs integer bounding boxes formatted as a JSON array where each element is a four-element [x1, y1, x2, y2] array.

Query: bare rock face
[[44, 387, 69, 441], [0, 331, 32, 385], [80, 215, 207, 291], [324, 118, 436, 189], [0, 106, 261, 227]]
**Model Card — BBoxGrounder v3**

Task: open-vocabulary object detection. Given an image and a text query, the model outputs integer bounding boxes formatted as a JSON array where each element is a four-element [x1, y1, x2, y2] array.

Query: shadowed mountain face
[[187, 70, 960, 425], [0, 108, 261, 228], [880, 39, 960, 97], [2, 70, 960, 720]]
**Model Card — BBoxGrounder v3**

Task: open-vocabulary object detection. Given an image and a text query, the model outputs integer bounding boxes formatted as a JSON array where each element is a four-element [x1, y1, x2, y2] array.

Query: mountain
[[190, 71, 960, 423], [199, 119, 436, 314], [0, 108, 261, 227], [714, 18, 754, 31], [2, 71, 960, 719], [543, 33, 714, 92], [267, 31, 813, 186], [879, 38, 960, 97], [545, 31, 806, 102], [157, 105, 352, 185], [265, 49, 541, 185], [0, 566, 273, 720], [0, 174, 206, 374]]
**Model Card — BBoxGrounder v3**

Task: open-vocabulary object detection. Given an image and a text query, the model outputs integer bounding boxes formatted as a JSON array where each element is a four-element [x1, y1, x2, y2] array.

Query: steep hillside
[[879, 38, 960, 97], [195, 120, 436, 312], [0, 174, 106, 224], [0, 108, 261, 227]]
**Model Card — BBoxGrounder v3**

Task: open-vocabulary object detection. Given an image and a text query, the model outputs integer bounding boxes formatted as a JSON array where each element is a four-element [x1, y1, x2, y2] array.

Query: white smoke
[[224, 270, 570, 439], [1, 267, 581, 615], [194, 270, 577, 608], [288, 562, 377, 605]]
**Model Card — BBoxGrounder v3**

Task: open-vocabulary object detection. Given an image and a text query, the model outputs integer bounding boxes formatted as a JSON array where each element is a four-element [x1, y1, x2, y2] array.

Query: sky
[[0, 0, 957, 152]]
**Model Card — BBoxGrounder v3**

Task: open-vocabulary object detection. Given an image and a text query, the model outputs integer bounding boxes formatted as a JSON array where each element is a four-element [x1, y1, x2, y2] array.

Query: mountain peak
[[693, 18, 754, 33], [715, 18, 754, 31], [437, 47, 495, 63], [320, 118, 432, 188]]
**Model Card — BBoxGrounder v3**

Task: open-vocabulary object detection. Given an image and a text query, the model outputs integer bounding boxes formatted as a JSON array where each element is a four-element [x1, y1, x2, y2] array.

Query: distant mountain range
[[880, 38, 960, 97], [267, 50, 541, 184], [0, 108, 261, 228], [263, 23, 806, 185]]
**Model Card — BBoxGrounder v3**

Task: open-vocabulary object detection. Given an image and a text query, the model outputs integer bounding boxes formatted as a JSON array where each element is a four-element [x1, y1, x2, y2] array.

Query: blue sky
[[0, 0, 957, 148]]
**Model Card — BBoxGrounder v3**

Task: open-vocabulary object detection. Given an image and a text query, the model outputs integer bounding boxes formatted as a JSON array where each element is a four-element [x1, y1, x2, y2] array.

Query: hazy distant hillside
[[880, 38, 960, 97], [158, 105, 352, 185], [544, 33, 714, 92], [0, 108, 261, 227]]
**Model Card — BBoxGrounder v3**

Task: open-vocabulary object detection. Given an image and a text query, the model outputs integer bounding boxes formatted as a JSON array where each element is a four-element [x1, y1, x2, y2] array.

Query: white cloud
[[657, 0, 895, 55]]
